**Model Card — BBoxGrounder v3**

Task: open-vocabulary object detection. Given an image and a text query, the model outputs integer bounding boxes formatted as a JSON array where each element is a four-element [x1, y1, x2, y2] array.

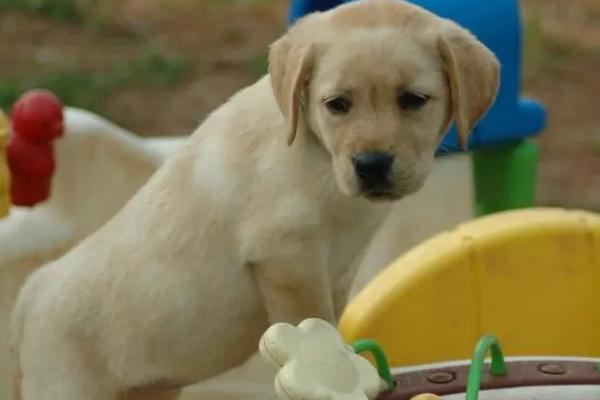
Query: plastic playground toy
[[262, 318, 600, 400], [259, 318, 385, 400], [262, 204, 600, 400], [329, 207, 600, 399], [340, 208, 600, 366], [0, 89, 64, 218]]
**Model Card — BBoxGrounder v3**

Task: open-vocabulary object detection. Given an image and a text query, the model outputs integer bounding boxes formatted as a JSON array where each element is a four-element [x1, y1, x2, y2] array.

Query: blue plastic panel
[[288, 0, 546, 153]]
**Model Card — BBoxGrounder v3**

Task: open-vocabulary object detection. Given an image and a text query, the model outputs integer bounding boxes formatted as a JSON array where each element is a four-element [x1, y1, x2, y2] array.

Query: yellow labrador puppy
[[11, 1, 499, 399]]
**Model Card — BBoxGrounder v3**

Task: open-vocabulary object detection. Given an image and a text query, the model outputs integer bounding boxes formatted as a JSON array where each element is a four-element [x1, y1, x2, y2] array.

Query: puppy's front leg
[[255, 265, 335, 325], [253, 240, 335, 325]]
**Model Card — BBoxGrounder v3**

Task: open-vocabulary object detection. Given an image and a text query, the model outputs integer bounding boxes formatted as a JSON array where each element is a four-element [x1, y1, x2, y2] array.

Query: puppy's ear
[[269, 36, 315, 146], [438, 22, 500, 149]]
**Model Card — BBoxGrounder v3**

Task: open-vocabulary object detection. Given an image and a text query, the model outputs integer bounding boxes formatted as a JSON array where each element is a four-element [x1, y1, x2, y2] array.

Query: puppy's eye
[[398, 91, 429, 110], [324, 97, 352, 115]]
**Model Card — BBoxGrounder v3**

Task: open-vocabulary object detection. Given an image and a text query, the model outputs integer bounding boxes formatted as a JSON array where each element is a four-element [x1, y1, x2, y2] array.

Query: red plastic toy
[[7, 90, 64, 207]]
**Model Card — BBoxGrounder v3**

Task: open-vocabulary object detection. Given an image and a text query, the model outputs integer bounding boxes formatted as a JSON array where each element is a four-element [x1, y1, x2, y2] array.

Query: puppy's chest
[[326, 204, 389, 277]]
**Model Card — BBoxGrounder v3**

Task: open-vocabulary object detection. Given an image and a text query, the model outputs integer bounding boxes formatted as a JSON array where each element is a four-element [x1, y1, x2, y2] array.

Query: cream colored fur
[[0, 108, 170, 400], [10, 1, 499, 399]]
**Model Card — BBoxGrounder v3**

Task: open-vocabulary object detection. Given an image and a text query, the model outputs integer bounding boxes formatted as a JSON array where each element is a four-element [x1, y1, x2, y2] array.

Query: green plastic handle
[[352, 339, 395, 390], [466, 335, 508, 400]]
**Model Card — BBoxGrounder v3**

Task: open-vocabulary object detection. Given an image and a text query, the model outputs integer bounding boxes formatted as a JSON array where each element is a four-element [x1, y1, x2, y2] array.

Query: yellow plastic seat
[[340, 208, 600, 367]]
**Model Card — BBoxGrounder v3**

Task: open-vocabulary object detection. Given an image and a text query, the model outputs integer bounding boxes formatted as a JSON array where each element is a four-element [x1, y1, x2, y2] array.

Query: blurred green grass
[[0, 47, 190, 112], [247, 53, 269, 77], [0, 0, 83, 23]]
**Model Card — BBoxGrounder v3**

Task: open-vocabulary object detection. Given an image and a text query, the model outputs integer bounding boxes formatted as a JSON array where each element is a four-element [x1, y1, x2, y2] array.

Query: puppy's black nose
[[352, 151, 394, 188]]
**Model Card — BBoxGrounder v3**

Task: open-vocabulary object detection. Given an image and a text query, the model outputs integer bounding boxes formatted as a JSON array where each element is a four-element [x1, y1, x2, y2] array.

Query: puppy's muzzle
[[352, 151, 394, 197]]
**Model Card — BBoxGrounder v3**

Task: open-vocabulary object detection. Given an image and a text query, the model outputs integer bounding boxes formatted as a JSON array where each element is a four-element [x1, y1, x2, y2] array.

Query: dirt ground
[[521, 0, 600, 212], [0, 0, 598, 211]]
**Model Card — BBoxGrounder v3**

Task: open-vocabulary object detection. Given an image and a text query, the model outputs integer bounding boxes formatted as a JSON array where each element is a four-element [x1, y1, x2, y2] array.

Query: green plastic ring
[[352, 339, 396, 390]]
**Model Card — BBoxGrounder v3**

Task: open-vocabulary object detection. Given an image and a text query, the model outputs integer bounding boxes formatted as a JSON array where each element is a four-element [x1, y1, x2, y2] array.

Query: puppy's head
[[269, 0, 499, 201]]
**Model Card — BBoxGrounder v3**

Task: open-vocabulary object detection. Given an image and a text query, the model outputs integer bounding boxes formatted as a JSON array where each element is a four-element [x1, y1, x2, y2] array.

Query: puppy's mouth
[[361, 189, 401, 202]]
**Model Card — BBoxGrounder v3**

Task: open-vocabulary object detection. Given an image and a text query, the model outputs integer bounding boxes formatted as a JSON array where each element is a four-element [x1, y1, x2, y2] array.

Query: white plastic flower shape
[[259, 318, 384, 400]]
